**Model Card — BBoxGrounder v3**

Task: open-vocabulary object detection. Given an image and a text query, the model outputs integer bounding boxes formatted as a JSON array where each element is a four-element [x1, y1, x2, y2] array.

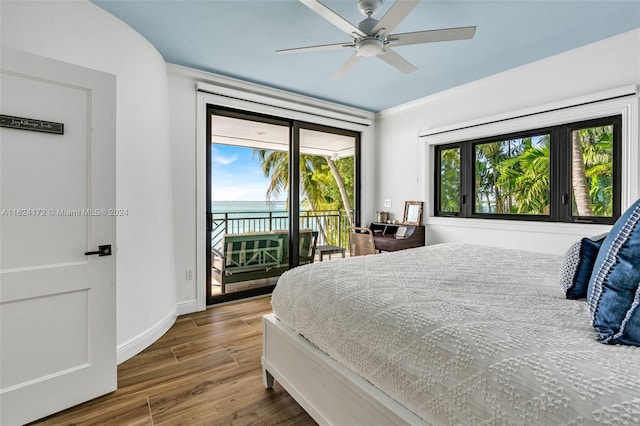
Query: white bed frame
[[261, 314, 427, 425]]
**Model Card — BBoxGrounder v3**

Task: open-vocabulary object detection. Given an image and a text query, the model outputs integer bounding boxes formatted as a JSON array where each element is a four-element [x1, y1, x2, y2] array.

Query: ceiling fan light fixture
[[356, 37, 384, 57]]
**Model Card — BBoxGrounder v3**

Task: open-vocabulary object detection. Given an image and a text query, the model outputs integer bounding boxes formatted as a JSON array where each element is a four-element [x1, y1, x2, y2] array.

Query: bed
[[262, 243, 640, 425]]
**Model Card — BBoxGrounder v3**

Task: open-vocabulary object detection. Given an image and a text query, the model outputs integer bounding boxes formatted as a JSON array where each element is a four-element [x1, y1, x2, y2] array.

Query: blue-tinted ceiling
[[91, 0, 640, 112]]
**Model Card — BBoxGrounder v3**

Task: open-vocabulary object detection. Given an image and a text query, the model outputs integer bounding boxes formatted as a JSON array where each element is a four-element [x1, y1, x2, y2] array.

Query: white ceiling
[[212, 115, 356, 157], [91, 0, 640, 112]]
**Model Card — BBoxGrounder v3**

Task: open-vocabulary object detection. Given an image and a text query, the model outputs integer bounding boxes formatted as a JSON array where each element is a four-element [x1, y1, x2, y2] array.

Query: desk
[[316, 244, 346, 261], [369, 223, 425, 252]]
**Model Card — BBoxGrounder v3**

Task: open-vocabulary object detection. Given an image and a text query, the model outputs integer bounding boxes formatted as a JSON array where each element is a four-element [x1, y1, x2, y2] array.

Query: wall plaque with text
[[0, 115, 64, 134]]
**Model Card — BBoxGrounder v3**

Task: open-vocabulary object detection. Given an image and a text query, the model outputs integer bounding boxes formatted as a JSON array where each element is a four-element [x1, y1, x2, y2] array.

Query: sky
[[211, 144, 285, 202]]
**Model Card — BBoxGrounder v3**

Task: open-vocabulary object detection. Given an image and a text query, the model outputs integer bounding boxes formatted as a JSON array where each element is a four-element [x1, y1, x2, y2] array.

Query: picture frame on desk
[[403, 201, 423, 226]]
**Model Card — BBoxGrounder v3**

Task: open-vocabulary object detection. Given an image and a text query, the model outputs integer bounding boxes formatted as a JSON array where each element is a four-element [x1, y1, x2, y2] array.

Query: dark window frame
[[435, 115, 621, 225]]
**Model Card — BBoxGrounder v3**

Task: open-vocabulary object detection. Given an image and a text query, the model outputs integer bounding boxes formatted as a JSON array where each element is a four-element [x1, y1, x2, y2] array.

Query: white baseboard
[[116, 305, 177, 364], [177, 299, 199, 316]]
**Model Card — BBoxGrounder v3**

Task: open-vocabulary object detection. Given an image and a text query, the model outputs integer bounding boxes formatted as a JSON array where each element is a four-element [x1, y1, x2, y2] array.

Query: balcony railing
[[208, 209, 353, 251]]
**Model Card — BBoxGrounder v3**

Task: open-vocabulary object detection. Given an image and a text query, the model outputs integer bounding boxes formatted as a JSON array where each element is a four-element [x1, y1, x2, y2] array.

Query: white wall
[[167, 65, 376, 309], [375, 29, 640, 254], [1, 0, 177, 362], [166, 67, 199, 310]]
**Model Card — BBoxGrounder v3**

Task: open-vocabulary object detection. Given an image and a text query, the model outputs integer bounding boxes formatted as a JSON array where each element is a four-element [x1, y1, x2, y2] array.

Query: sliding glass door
[[298, 124, 359, 251], [206, 106, 360, 305]]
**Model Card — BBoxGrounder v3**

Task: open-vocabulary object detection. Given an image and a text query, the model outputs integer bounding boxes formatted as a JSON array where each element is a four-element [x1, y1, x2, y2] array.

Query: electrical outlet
[[185, 269, 193, 280], [384, 199, 392, 208]]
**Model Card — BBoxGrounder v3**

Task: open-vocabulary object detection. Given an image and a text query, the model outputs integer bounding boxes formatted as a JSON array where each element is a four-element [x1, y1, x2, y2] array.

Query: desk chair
[[349, 227, 376, 256]]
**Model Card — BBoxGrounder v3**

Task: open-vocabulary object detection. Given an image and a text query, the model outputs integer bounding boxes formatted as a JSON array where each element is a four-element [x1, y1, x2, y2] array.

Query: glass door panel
[[298, 126, 358, 259], [208, 111, 289, 302]]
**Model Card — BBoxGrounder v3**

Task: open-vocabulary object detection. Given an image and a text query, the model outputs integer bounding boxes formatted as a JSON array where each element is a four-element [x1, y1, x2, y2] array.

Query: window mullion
[[461, 143, 473, 217], [552, 127, 568, 222]]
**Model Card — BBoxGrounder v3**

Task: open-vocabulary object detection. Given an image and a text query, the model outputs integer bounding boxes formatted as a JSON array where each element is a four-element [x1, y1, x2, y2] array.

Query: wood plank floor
[[32, 296, 316, 425]]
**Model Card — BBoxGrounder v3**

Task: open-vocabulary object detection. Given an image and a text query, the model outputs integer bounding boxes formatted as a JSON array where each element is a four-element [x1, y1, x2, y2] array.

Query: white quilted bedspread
[[271, 243, 640, 425]]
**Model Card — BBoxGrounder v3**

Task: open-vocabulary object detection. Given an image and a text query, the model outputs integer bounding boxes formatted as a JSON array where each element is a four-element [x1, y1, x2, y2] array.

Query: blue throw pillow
[[560, 234, 607, 299], [587, 198, 640, 346]]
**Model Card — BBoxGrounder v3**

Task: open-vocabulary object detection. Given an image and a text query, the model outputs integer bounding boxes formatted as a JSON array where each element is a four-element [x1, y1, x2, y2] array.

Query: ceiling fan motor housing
[[358, 16, 379, 34], [358, 0, 382, 16]]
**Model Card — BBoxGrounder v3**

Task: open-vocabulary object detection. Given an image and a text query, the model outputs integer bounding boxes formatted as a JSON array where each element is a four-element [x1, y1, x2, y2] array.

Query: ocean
[[211, 200, 287, 213], [210, 200, 346, 247], [211, 200, 289, 236]]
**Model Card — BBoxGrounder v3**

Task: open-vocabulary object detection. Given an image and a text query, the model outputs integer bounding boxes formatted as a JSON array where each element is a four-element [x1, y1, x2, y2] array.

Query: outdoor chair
[[212, 229, 318, 294], [271, 229, 318, 266], [212, 233, 283, 293]]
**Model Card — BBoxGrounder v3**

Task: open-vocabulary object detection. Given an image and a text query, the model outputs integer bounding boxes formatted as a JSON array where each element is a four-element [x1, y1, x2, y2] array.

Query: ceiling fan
[[277, 0, 476, 79]]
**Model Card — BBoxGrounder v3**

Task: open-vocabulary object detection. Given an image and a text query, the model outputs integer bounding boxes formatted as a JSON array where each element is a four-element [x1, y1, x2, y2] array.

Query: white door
[[0, 48, 116, 425]]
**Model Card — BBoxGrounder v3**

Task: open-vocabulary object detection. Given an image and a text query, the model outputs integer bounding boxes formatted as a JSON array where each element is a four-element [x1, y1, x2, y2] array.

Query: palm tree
[[325, 156, 353, 226], [254, 149, 289, 204], [579, 126, 614, 216], [497, 137, 550, 215], [476, 141, 516, 213], [439, 148, 461, 213], [490, 129, 613, 218], [572, 130, 593, 216], [254, 149, 354, 243]]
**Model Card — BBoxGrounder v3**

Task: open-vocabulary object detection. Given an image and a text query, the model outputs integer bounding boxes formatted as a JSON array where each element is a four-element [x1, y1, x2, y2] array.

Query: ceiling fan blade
[[372, 0, 420, 35], [332, 52, 361, 80], [388, 26, 477, 47], [299, 0, 366, 38], [277, 42, 353, 54], [377, 48, 416, 74]]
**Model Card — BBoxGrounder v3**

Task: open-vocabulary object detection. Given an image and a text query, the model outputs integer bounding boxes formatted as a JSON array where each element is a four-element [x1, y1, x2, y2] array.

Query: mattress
[[271, 243, 640, 425]]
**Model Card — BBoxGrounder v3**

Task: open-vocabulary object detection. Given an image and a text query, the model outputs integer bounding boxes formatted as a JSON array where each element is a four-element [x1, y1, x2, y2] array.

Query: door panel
[[2, 284, 89, 388], [0, 48, 116, 425], [298, 125, 358, 248], [208, 110, 291, 302], [1, 72, 90, 269]]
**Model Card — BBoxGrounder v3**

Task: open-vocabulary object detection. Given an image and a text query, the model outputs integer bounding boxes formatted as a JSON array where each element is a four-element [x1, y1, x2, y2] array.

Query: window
[[437, 146, 461, 215], [474, 132, 551, 216], [435, 115, 621, 224]]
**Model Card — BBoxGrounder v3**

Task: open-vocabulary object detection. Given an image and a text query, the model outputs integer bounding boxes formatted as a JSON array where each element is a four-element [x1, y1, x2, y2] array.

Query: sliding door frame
[[206, 106, 361, 305], [297, 121, 362, 228]]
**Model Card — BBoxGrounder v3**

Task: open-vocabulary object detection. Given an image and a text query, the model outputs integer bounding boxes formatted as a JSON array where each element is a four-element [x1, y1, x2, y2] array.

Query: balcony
[[209, 209, 352, 295]]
